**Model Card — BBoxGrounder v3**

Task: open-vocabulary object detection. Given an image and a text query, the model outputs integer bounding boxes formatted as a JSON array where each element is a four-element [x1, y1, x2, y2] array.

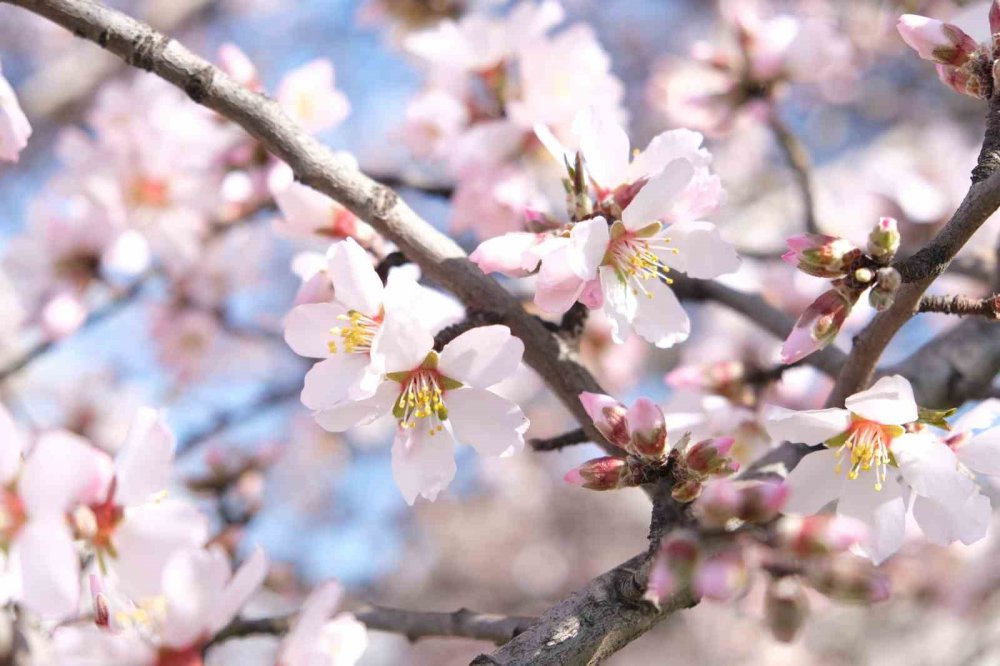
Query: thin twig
[[530, 428, 588, 452], [176, 383, 301, 455], [767, 111, 819, 235]]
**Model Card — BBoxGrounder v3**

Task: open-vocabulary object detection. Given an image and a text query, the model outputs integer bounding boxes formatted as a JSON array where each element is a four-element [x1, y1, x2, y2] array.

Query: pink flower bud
[[782, 234, 859, 278], [897, 15, 977, 66], [694, 550, 748, 601], [738, 482, 789, 524], [765, 577, 809, 643], [644, 556, 678, 606], [992, 0, 1000, 37], [685, 437, 737, 475], [867, 217, 901, 263], [626, 398, 668, 459], [671, 478, 704, 503], [936, 63, 983, 99], [694, 478, 742, 528], [781, 289, 856, 364], [564, 456, 629, 491], [579, 392, 631, 451], [778, 515, 868, 557]]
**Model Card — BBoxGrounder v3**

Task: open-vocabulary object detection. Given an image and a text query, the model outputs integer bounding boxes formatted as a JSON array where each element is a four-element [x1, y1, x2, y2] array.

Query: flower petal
[[631, 278, 690, 348], [534, 245, 585, 314], [326, 238, 383, 315], [959, 426, 1000, 476], [912, 492, 990, 546], [629, 128, 709, 180], [470, 232, 544, 277], [765, 406, 851, 445], [207, 547, 268, 635], [577, 109, 631, 188], [621, 159, 695, 230], [438, 325, 524, 388], [782, 449, 844, 515], [836, 473, 906, 564], [893, 432, 975, 509], [845, 375, 918, 425], [161, 547, 230, 648], [446, 388, 528, 457], [0, 403, 25, 485], [284, 303, 347, 359], [568, 217, 610, 280], [114, 408, 175, 506], [15, 519, 80, 619], [661, 220, 740, 279], [301, 354, 373, 411], [599, 265, 634, 344], [313, 381, 397, 432], [21, 431, 110, 516], [373, 309, 434, 374], [391, 426, 457, 505]]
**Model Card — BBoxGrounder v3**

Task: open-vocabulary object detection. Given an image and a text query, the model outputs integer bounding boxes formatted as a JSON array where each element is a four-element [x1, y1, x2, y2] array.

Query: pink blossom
[[277, 59, 350, 134], [897, 15, 977, 66], [0, 60, 31, 162]]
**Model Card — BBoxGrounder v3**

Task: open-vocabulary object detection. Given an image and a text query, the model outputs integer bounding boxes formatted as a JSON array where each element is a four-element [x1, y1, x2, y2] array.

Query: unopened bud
[[579, 393, 630, 451], [626, 398, 668, 459], [694, 549, 748, 601], [564, 456, 630, 491], [646, 530, 702, 604], [806, 556, 890, 603], [765, 577, 809, 642], [868, 285, 895, 312], [671, 478, 704, 503], [738, 482, 789, 524], [777, 515, 868, 558], [781, 289, 857, 364], [694, 478, 742, 528], [867, 217, 901, 264], [782, 234, 859, 278], [876, 266, 901, 292], [853, 267, 874, 283], [685, 437, 737, 476]]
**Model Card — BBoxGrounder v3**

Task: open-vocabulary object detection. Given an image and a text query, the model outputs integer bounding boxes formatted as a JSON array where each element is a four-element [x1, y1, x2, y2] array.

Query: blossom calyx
[[782, 234, 860, 278]]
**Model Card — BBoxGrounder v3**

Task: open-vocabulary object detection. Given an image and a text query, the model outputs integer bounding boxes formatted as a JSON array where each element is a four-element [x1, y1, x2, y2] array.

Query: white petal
[[113, 500, 209, 600], [301, 354, 373, 411], [845, 375, 918, 425], [206, 636, 280, 666], [114, 408, 175, 506], [568, 217, 610, 280], [284, 303, 347, 359], [21, 431, 110, 516], [281, 581, 343, 663], [577, 109, 631, 188], [913, 492, 991, 546], [764, 407, 851, 445], [954, 399, 1000, 433], [15, 519, 80, 620], [894, 432, 975, 509], [438, 325, 523, 388], [960, 427, 1000, 476], [383, 275, 464, 335], [446, 388, 528, 457], [0, 403, 25, 484], [207, 547, 268, 635], [837, 473, 906, 564], [326, 238, 383, 315], [628, 128, 709, 180], [661, 220, 740, 279], [631, 279, 690, 348], [599, 265, 636, 344], [534, 245, 585, 314], [313, 381, 397, 432], [621, 159, 695, 230], [161, 547, 230, 648], [372, 309, 434, 374], [391, 427, 457, 505], [782, 449, 844, 515]]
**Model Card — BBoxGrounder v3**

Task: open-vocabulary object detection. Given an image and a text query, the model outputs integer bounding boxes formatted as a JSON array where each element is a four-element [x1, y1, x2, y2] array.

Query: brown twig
[[530, 428, 588, 452], [917, 294, 1000, 318]]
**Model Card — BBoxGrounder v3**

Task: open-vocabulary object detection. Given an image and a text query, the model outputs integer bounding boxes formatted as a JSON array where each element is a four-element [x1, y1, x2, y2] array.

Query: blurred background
[[1, 0, 999, 663]]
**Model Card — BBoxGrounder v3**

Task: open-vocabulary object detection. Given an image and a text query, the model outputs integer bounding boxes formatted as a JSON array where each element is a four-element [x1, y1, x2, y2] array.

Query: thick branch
[[472, 552, 697, 666], [767, 112, 819, 234], [917, 294, 1000, 318], [2, 0, 615, 450]]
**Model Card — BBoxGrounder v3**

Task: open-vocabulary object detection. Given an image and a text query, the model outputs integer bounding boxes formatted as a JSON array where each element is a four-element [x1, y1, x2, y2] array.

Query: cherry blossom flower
[[269, 162, 374, 243], [276, 59, 350, 134], [307, 322, 529, 504], [0, 59, 31, 162], [765, 375, 985, 563], [284, 237, 462, 413], [205, 581, 368, 666]]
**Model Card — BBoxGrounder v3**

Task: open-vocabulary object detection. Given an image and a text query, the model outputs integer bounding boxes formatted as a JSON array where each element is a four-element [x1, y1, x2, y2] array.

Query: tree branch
[[767, 111, 819, 235], [530, 428, 587, 452], [0, 0, 616, 450], [917, 294, 1000, 318]]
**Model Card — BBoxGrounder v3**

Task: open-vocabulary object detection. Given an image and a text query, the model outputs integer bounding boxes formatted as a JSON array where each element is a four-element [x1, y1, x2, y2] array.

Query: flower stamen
[[328, 310, 380, 354]]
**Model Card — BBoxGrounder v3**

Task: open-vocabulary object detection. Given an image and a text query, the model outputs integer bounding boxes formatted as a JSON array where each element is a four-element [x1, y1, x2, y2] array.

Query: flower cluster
[[767, 376, 1000, 563], [472, 110, 740, 348], [781, 217, 902, 363], [284, 237, 530, 504], [566, 392, 739, 501], [898, 2, 1000, 98], [648, 0, 853, 135], [400, 0, 626, 238]]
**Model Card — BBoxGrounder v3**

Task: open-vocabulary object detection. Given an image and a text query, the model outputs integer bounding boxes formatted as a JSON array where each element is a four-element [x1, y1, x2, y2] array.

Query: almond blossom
[[276, 59, 350, 135], [269, 162, 374, 243], [473, 111, 739, 348], [284, 237, 462, 413], [766, 375, 987, 563], [306, 321, 529, 504], [0, 59, 31, 162]]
